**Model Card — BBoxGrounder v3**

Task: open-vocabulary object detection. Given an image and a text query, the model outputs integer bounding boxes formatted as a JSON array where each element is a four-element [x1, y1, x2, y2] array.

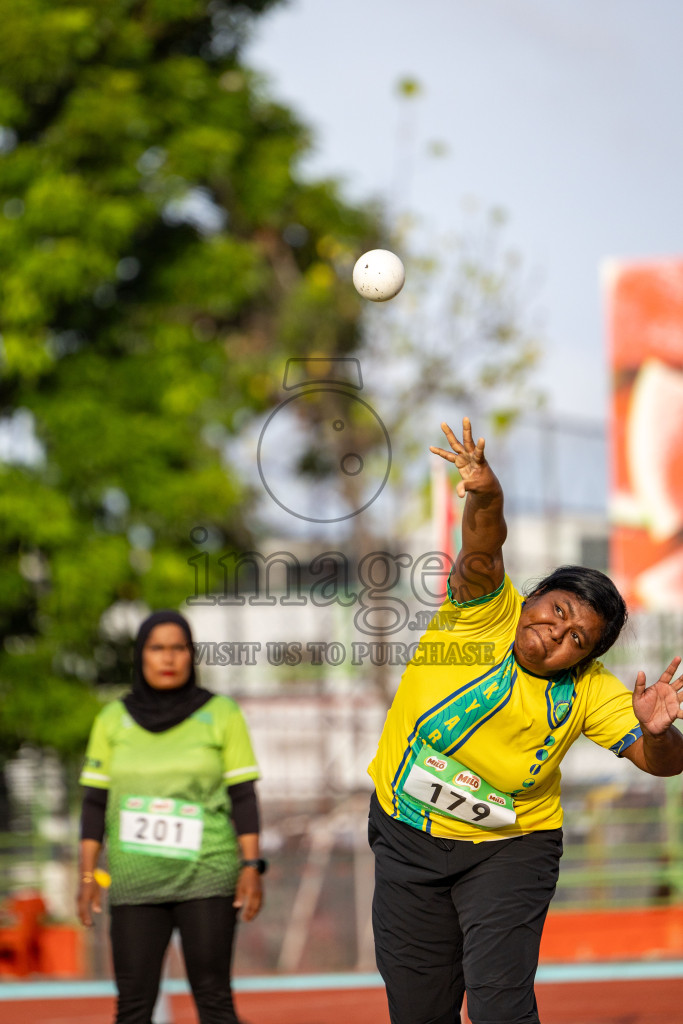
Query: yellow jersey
[[368, 575, 641, 842]]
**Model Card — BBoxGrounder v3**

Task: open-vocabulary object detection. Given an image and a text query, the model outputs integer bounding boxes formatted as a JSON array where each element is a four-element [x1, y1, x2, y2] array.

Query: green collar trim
[[447, 574, 505, 608]]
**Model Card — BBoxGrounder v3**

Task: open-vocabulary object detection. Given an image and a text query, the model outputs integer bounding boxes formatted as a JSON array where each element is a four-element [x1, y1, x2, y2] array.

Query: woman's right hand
[[77, 877, 102, 927], [429, 418, 498, 498]]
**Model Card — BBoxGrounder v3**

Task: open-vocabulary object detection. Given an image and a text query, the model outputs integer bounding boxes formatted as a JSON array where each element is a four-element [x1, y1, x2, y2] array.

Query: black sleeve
[[80, 786, 108, 842], [227, 779, 260, 836]]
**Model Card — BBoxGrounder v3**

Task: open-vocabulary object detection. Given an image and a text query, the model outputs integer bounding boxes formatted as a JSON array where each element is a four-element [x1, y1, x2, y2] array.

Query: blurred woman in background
[[77, 610, 266, 1024]]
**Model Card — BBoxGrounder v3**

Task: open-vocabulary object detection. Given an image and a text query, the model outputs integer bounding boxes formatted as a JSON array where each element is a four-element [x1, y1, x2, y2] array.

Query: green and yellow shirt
[[368, 575, 640, 842], [80, 695, 259, 904]]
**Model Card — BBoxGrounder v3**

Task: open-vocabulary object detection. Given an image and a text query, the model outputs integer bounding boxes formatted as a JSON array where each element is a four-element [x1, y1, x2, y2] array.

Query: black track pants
[[369, 792, 563, 1024], [110, 896, 240, 1024]]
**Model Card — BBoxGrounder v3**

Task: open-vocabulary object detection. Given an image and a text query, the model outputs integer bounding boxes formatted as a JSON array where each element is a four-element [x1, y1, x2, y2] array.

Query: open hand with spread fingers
[[429, 417, 498, 498], [633, 657, 683, 736]]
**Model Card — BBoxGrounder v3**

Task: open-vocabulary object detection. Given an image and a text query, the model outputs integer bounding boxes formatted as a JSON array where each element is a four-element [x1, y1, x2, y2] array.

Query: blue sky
[[245, 0, 683, 424]]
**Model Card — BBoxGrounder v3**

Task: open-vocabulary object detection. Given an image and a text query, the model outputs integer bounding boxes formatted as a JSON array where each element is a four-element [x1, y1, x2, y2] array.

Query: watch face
[[257, 387, 391, 523], [243, 858, 267, 874]]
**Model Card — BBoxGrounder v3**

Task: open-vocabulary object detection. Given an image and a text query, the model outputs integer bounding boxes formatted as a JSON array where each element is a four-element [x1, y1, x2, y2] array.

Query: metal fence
[[557, 776, 683, 910], [1, 691, 682, 977]]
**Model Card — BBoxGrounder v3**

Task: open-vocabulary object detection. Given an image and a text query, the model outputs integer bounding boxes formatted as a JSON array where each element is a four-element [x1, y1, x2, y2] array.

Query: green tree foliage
[[0, 0, 379, 759]]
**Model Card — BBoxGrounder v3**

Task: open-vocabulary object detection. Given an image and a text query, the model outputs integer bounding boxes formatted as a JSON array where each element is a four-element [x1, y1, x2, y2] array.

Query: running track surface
[[1, 970, 682, 1023]]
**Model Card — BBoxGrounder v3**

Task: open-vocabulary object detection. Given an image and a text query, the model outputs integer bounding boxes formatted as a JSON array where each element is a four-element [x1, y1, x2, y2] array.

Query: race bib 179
[[401, 744, 516, 829]]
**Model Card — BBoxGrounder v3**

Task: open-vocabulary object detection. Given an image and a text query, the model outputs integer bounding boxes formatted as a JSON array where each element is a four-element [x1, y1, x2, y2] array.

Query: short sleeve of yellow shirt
[[368, 575, 641, 841]]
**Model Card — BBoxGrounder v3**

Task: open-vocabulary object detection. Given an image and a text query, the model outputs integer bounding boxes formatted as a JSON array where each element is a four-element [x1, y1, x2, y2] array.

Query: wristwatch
[[241, 858, 268, 874]]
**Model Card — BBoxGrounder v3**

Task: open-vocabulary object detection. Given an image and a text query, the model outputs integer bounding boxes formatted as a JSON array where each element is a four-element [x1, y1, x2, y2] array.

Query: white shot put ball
[[352, 249, 405, 302]]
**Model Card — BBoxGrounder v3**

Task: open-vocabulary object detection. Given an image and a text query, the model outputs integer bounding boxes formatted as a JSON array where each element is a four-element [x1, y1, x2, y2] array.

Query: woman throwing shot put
[[78, 610, 265, 1024], [368, 418, 683, 1024]]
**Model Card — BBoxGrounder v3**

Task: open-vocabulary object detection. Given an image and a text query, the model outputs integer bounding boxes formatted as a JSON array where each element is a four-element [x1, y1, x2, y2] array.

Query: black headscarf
[[122, 610, 212, 733]]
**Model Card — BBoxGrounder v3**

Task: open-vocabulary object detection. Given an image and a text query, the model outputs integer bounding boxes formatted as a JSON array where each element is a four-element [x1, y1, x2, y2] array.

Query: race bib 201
[[119, 796, 204, 860]]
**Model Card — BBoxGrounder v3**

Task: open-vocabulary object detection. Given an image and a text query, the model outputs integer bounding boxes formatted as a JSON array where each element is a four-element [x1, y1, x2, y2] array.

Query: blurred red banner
[[606, 258, 683, 608]]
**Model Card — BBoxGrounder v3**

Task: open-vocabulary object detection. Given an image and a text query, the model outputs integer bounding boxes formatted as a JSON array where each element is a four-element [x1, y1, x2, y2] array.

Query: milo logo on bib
[[425, 755, 448, 771], [150, 798, 175, 813], [454, 771, 480, 790], [180, 804, 200, 817]]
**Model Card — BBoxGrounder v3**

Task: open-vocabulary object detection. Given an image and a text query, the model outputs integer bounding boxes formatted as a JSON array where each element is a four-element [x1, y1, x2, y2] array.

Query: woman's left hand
[[233, 867, 263, 922], [633, 656, 683, 735]]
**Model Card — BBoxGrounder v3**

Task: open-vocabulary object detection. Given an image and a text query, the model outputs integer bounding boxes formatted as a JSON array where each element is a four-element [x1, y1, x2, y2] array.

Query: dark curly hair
[[524, 565, 628, 674]]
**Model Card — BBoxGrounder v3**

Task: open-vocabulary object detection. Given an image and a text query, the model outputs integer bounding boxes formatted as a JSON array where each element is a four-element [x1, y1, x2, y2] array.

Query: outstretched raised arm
[[430, 417, 507, 604]]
